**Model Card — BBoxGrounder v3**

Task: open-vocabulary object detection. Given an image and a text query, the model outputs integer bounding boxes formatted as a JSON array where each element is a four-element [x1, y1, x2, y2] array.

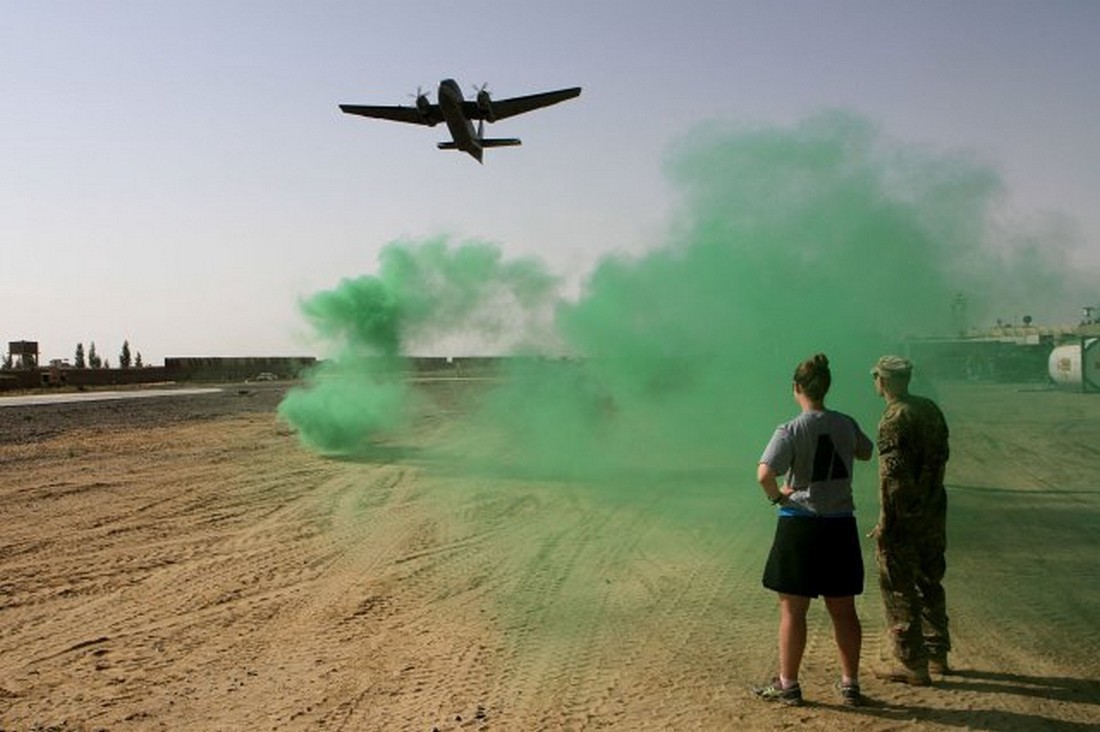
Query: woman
[[752, 353, 873, 707]]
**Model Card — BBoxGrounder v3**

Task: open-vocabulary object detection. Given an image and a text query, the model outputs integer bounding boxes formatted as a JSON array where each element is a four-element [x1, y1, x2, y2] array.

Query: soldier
[[869, 355, 951, 685]]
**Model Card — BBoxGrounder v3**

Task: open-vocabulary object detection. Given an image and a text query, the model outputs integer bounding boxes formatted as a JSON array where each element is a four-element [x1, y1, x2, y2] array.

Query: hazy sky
[[3, 1, 1098, 364]]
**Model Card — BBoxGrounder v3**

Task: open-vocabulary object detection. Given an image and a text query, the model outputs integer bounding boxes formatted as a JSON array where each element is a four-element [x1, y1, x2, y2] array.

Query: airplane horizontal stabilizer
[[436, 139, 521, 151], [480, 138, 522, 148]]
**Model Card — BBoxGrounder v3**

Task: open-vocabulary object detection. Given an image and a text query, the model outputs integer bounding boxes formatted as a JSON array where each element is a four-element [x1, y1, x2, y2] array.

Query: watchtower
[[8, 341, 39, 369]]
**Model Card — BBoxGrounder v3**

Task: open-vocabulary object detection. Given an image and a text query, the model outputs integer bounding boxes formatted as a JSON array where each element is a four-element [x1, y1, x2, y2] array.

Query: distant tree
[[119, 340, 132, 369], [74, 342, 86, 369], [88, 341, 101, 369], [135, 352, 144, 368], [103, 358, 110, 369], [1, 352, 11, 370]]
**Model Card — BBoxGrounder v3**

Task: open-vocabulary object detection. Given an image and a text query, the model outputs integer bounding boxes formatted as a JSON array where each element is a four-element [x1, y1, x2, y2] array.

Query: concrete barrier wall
[[1, 356, 526, 391], [0, 367, 172, 391]]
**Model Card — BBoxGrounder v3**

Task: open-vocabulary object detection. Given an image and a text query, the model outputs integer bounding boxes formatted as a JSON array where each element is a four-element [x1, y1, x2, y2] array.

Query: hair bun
[[813, 353, 829, 368]]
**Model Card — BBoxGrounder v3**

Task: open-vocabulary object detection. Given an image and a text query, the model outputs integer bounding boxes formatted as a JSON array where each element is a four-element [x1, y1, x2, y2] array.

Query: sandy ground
[[1, 380, 1098, 731]]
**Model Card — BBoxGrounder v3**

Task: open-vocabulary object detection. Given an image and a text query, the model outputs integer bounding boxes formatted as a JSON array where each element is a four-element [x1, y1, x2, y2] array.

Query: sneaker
[[752, 678, 803, 706], [836, 681, 863, 707], [874, 665, 932, 686]]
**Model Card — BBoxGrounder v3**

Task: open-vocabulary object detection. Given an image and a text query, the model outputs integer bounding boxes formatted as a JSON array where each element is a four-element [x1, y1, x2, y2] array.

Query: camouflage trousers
[[876, 524, 950, 669]]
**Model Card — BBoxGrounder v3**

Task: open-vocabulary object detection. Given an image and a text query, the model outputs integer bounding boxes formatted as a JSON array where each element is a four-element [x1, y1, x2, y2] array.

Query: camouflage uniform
[[876, 393, 951, 670]]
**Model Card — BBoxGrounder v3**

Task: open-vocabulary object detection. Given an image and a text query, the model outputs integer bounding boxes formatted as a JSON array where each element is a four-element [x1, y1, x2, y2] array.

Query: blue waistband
[[778, 507, 855, 519]]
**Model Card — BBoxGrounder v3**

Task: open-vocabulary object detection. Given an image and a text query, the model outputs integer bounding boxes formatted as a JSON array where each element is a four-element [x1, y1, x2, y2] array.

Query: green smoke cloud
[[277, 360, 409, 454], [475, 112, 988, 478], [277, 236, 559, 453], [283, 111, 1094, 474]]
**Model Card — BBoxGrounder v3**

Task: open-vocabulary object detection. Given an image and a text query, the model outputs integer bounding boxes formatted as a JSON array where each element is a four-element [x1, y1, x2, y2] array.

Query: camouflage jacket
[[877, 394, 950, 536]]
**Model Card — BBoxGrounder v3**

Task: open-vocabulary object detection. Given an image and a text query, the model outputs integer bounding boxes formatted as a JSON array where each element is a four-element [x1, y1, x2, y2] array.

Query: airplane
[[339, 79, 581, 163]]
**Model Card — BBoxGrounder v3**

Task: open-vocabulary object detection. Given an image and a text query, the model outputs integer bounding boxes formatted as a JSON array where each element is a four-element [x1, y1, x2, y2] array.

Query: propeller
[[472, 82, 493, 121], [407, 85, 434, 122]]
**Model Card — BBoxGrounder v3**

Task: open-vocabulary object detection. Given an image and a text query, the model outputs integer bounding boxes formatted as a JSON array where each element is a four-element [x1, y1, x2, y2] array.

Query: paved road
[[0, 387, 222, 408]]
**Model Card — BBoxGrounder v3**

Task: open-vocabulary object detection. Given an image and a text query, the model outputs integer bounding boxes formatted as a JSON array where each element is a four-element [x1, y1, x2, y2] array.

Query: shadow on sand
[[830, 669, 1100, 732], [938, 669, 1100, 705]]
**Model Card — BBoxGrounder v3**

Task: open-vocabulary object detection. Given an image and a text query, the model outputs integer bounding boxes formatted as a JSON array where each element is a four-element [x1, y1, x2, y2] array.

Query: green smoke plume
[[277, 236, 559, 453], [283, 111, 1094, 475]]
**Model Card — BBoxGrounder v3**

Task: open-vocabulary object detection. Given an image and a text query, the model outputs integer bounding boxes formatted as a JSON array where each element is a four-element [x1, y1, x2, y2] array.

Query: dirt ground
[[1, 380, 1098, 731]]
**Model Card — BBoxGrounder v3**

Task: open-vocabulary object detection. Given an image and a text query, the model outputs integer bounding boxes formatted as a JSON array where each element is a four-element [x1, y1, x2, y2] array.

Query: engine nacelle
[[415, 93, 432, 121], [476, 89, 495, 122]]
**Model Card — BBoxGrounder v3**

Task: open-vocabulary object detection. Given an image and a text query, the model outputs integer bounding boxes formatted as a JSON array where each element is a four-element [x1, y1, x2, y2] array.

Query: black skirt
[[762, 514, 864, 598]]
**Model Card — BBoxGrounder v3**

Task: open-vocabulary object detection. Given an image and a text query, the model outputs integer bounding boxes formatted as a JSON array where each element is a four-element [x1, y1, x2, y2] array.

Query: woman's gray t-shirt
[[759, 409, 872, 515]]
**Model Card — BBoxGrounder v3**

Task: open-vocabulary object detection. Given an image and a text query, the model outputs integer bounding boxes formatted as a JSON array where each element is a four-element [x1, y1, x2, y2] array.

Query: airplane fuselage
[[437, 79, 482, 162]]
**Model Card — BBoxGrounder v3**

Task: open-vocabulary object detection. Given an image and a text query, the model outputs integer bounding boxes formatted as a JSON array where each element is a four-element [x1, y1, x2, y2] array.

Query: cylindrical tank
[[1048, 338, 1100, 388]]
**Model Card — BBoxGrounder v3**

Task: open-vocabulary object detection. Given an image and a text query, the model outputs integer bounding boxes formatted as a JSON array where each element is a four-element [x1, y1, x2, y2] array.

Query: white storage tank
[[1048, 338, 1100, 388]]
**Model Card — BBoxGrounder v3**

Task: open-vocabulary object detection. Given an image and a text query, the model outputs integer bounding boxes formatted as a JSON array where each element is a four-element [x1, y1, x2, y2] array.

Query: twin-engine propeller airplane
[[339, 79, 581, 163]]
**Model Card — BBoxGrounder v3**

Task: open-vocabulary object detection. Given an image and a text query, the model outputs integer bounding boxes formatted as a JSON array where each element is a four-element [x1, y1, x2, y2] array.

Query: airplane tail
[[437, 141, 484, 163], [438, 139, 519, 163]]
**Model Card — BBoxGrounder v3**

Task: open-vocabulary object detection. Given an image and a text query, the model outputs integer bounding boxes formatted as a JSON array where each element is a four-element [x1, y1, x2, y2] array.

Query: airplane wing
[[338, 104, 442, 126], [463, 87, 581, 121]]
